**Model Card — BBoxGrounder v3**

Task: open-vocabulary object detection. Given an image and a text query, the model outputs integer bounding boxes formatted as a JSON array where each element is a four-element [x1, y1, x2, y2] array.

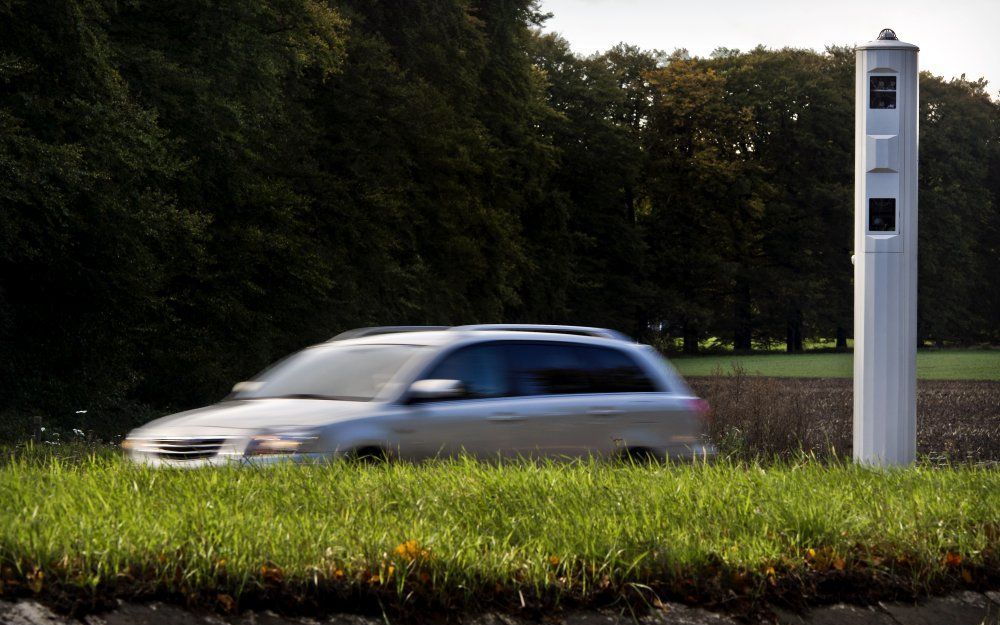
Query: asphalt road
[[3, 591, 999, 624]]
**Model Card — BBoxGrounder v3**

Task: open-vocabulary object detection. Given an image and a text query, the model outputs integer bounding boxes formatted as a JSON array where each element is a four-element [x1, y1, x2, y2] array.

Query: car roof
[[317, 328, 638, 350]]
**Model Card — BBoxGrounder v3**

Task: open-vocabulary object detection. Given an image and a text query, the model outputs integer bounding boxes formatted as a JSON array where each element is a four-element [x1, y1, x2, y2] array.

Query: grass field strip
[[671, 350, 1000, 380], [1, 456, 997, 607]]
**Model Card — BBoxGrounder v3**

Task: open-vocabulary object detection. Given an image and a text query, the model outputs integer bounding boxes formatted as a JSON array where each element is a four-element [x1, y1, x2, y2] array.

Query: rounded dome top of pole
[[857, 28, 919, 51]]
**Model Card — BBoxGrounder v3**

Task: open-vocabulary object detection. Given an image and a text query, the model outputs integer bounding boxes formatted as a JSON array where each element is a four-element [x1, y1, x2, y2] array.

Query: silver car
[[123, 325, 715, 466]]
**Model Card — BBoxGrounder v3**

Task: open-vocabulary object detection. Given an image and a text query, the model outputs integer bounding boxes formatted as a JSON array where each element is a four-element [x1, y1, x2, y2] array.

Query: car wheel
[[621, 447, 662, 465], [349, 446, 390, 465]]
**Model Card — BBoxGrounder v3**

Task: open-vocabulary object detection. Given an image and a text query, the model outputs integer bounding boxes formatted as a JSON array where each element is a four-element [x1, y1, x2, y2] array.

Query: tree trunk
[[682, 324, 698, 355], [624, 183, 636, 224], [836, 327, 848, 351], [733, 282, 753, 352], [786, 309, 803, 353]]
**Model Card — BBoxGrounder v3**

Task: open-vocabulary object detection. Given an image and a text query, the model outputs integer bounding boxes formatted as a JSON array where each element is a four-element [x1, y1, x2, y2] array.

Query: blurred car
[[123, 325, 715, 466]]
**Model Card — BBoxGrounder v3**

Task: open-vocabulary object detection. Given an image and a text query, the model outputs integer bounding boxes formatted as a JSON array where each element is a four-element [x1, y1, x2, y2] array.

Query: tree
[[529, 34, 657, 334], [917, 73, 998, 344], [2, 3, 998, 437], [718, 47, 852, 351], [643, 47, 855, 352], [107, 0, 348, 406], [0, 0, 207, 416], [645, 52, 765, 352]]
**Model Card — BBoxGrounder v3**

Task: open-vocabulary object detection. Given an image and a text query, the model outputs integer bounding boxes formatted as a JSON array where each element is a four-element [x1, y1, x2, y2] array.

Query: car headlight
[[244, 432, 318, 456]]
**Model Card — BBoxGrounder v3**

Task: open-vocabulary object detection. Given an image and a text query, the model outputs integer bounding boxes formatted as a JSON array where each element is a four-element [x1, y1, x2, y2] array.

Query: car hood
[[129, 398, 376, 437]]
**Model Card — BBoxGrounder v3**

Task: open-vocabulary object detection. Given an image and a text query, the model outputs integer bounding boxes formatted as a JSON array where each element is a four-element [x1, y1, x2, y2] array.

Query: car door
[[403, 342, 514, 459], [501, 341, 597, 458], [576, 345, 671, 453], [500, 342, 677, 458]]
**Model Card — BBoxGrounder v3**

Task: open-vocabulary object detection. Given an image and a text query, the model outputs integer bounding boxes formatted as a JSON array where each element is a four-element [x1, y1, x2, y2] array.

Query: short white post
[[853, 29, 919, 466]]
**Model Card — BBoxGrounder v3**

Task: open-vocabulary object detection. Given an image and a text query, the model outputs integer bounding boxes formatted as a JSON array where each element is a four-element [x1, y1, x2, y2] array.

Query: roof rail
[[451, 324, 631, 342], [329, 326, 449, 341]]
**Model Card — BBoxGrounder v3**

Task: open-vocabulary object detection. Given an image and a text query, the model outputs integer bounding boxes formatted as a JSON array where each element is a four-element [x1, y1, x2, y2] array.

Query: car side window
[[505, 342, 591, 396], [580, 346, 658, 393], [423, 344, 508, 400]]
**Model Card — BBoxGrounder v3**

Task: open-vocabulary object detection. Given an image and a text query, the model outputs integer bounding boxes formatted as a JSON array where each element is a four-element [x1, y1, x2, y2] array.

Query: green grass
[[1, 452, 998, 612], [670, 349, 1000, 380]]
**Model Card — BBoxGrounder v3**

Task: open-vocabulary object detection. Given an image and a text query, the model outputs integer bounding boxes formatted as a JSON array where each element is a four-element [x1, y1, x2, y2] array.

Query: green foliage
[[644, 50, 1000, 353], [528, 35, 657, 332], [0, 1, 998, 435], [0, 0, 209, 411], [644, 47, 857, 352], [918, 74, 1000, 343]]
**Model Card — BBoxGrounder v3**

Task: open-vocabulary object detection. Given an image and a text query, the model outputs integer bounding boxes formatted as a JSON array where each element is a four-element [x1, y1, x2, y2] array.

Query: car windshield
[[231, 344, 425, 401]]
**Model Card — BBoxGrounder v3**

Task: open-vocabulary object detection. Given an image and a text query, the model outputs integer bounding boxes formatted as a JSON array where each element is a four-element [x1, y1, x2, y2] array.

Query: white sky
[[539, 0, 1000, 96]]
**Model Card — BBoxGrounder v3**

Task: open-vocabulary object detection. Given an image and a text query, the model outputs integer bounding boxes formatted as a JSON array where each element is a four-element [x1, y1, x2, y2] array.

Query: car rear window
[[578, 345, 657, 393], [505, 342, 656, 396]]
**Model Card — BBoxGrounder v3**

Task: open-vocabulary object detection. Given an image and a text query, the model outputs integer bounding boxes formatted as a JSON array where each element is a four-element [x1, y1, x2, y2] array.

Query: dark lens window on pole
[[870, 76, 897, 109], [868, 198, 896, 231]]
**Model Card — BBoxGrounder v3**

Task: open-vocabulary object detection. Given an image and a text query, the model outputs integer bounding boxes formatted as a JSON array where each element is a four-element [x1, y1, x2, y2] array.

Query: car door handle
[[588, 408, 623, 416], [487, 412, 525, 422]]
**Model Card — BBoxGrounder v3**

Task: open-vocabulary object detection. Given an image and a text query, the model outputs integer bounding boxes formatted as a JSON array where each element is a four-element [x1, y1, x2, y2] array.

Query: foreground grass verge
[[1, 454, 998, 617], [670, 349, 1000, 380]]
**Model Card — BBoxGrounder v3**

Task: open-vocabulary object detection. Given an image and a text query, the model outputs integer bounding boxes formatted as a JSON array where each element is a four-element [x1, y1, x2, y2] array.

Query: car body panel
[[130, 398, 375, 433]]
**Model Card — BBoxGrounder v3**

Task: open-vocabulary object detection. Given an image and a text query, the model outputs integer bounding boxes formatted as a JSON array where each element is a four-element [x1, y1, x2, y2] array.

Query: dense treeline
[[1, 0, 998, 425]]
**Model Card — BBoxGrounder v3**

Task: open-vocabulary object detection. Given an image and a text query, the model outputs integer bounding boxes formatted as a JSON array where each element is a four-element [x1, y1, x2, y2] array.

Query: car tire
[[621, 447, 662, 465], [349, 446, 390, 465]]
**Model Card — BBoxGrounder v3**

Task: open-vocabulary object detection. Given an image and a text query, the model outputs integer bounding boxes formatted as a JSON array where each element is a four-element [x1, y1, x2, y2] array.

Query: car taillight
[[686, 398, 712, 426]]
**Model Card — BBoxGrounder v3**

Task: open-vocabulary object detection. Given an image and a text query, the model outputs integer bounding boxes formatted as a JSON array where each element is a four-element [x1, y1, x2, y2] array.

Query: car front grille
[[148, 438, 226, 461]]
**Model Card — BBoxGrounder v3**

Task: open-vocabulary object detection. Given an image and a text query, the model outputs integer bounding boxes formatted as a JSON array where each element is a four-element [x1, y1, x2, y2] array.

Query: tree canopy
[[1, 1, 997, 433]]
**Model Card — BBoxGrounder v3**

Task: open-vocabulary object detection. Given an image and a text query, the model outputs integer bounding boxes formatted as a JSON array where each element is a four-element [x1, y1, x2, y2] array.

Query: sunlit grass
[[671, 349, 1000, 380], [1, 451, 997, 609]]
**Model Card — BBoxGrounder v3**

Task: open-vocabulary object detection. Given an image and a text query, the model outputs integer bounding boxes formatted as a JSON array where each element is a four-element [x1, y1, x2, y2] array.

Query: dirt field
[[688, 375, 1000, 463]]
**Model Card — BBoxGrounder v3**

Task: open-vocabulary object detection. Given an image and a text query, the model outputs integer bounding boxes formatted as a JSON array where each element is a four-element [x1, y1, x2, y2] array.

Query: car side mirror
[[407, 379, 465, 402], [231, 381, 263, 393]]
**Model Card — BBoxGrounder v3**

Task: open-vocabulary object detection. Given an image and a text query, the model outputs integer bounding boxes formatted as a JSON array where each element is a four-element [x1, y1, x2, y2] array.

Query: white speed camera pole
[[853, 29, 919, 466]]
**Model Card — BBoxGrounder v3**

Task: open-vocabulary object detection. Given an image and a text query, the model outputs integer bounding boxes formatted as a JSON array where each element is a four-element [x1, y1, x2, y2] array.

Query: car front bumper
[[126, 449, 334, 469]]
